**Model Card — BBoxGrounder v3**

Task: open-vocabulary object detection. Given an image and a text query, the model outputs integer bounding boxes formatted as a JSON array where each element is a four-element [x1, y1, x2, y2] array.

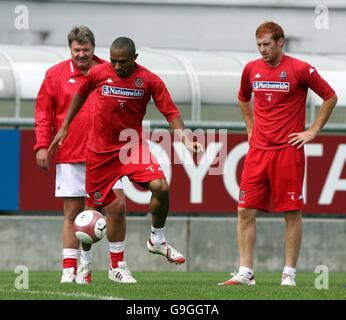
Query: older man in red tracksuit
[[34, 26, 130, 284]]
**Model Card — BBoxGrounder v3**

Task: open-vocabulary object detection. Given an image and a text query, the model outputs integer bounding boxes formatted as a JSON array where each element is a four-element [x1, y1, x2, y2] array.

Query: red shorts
[[85, 143, 165, 207], [238, 146, 305, 212]]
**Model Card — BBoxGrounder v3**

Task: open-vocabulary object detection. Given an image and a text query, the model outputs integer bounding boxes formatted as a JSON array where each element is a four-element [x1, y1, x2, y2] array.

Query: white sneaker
[[281, 273, 296, 286], [218, 272, 256, 286], [147, 240, 185, 264], [108, 261, 137, 284], [60, 267, 76, 283], [76, 262, 92, 284]]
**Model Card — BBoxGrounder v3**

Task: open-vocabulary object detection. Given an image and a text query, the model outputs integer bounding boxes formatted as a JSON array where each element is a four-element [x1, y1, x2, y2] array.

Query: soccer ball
[[73, 210, 107, 244]]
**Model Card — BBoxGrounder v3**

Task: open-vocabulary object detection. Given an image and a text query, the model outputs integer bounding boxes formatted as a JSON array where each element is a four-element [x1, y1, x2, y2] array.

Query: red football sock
[[63, 258, 77, 273], [110, 251, 124, 268]]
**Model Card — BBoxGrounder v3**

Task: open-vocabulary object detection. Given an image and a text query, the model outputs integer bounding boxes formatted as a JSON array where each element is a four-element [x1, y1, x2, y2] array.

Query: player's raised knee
[[149, 179, 169, 195]]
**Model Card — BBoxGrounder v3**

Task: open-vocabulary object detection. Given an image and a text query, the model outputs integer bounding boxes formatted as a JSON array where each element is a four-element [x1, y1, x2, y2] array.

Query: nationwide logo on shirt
[[102, 85, 144, 98], [253, 81, 289, 92]]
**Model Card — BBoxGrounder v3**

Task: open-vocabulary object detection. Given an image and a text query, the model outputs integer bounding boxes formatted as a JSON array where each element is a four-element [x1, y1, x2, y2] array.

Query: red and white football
[[73, 210, 107, 244]]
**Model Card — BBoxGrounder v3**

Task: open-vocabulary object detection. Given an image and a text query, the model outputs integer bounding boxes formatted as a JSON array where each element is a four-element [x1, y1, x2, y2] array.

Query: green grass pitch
[[0, 271, 345, 300]]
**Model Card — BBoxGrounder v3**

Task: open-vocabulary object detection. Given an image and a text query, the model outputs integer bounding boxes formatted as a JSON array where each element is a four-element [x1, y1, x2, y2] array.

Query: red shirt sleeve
[[151, 74, 180, 122], [34, 71, 55, 152], [298, 63, 336, 100], [238, 62, 253, 102]]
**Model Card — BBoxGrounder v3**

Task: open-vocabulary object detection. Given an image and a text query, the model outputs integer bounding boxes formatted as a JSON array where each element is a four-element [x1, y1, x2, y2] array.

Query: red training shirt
[[77, 62, 181, 153], [34, 55, 105, 163], [238, 54, 335, 149]]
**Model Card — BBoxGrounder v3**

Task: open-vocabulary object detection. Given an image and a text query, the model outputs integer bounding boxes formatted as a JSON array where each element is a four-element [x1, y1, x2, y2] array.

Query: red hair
[[256, 21, 285, 41]]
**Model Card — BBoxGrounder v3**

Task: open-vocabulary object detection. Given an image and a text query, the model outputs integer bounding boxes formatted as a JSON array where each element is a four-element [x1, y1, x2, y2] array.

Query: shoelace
[[79, 264, 91, 274], [166, 242, 181, 255], [119, 265, 133, 278], [282, 273, 295, 280]]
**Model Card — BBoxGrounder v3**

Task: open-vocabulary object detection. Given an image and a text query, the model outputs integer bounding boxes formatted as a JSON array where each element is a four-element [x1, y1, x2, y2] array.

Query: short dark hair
[[68, 25, 95, 48], [256, 21, 285, 41], [111, 37, 136, 56]]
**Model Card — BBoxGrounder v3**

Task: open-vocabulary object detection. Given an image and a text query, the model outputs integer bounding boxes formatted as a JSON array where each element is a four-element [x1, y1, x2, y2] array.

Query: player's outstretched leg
[[146, 179, 185, 264]]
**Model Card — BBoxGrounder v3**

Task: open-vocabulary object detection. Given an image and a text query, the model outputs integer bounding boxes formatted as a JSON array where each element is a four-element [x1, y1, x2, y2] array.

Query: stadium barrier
[[0, 215, 345, 272]]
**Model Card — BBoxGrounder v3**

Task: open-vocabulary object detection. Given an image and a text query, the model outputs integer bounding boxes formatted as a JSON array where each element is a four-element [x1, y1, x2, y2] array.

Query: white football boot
[[76, 262, 92, 284], [60, 267, 76, 284], [108, 261, 137, 284], [147, 240, 185, 264], [281, 273, 296, 286], [218, 272, 256, 286]]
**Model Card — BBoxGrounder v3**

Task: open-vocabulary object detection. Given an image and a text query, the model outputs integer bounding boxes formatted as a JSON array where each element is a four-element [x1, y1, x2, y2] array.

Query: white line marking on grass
[[0, 289, 125, 300]]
